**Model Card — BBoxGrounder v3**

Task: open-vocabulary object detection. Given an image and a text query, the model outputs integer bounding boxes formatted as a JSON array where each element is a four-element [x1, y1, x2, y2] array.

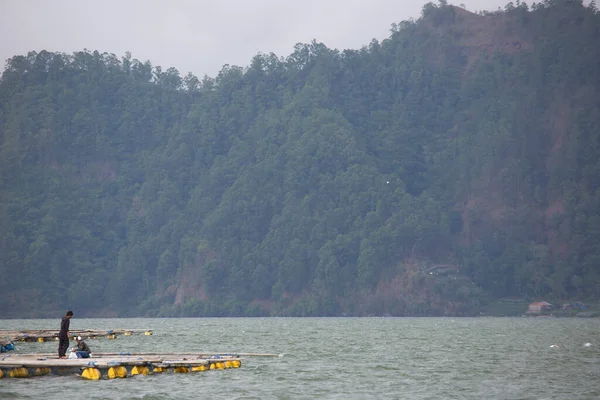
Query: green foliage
[[1, 1, 600, 317]]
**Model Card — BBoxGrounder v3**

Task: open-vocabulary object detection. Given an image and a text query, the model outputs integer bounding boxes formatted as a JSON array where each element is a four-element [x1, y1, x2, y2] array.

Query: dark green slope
[[1, 0, 599, 317]]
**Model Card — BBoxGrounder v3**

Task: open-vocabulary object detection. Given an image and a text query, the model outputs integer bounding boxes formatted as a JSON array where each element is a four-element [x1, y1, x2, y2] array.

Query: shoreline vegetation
[[1, 299, 598, 319]]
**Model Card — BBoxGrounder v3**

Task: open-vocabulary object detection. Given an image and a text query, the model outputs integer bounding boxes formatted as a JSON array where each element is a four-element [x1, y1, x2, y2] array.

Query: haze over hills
[[1, 0, 599, 317]]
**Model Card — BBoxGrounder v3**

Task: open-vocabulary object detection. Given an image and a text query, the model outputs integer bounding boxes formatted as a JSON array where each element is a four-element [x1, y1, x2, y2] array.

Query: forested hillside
[[1, 0, 599, 317]]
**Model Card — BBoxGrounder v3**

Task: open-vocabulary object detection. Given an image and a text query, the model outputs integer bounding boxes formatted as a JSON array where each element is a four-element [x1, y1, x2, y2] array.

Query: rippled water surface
[[1, 317, 599, 399]]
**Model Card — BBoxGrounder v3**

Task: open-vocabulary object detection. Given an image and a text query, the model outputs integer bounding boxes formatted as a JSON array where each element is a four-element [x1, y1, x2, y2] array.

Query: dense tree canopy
[[1, 0, 599, 317]]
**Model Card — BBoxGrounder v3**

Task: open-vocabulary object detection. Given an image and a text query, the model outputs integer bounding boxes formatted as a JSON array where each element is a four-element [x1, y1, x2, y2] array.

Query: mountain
[[1, 0, 599, 317]]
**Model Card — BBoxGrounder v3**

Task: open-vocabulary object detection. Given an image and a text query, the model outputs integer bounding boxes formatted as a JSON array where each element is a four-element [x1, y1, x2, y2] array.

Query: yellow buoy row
[[0, 359, 242, 380]]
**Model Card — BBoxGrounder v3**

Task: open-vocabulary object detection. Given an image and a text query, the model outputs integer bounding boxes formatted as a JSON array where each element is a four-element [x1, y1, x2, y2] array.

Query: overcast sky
[[1, 0, 507, 78]]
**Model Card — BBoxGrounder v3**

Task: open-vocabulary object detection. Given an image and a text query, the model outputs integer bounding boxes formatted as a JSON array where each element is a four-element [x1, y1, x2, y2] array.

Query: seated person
[[75, 336, 92, 358]]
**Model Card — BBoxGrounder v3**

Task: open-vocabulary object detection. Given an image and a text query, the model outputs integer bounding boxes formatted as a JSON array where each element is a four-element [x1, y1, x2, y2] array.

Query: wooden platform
[[27, 351, 281, 358], [0, 352, 246, 379], [0, 328, 153, 342]]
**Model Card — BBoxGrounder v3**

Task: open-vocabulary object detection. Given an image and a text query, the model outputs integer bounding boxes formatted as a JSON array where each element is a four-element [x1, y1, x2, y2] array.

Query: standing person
[[58, 310, 73, 359], [75, 336, 91, 358]]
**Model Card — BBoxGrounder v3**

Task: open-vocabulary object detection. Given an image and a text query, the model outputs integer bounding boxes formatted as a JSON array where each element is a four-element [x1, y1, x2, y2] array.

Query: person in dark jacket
[[75, 336, 91, 358], [58, 310, 73, 359]]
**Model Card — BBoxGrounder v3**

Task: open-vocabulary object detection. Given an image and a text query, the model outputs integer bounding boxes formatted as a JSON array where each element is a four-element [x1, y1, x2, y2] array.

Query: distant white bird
[[584, 343, 592, 347], [386, 181, 390, 184], [550, 344, 559, 348]]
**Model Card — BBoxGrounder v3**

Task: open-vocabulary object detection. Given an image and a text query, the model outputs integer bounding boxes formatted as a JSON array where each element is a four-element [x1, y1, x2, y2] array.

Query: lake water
[[1, 317, 599, 399]]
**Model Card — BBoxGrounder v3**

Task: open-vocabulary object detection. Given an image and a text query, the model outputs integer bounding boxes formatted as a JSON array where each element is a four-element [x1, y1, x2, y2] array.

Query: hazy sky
[[1, 0, 507, 78]]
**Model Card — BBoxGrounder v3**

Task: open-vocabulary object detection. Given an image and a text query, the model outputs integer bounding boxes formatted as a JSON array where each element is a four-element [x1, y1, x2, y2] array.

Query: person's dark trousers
[[76, 351, 90, 358], [58, 337, 69, 357]]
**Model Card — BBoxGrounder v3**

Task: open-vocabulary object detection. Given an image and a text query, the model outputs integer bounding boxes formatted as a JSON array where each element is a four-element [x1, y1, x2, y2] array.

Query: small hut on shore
[[527, 301, 553, 314]]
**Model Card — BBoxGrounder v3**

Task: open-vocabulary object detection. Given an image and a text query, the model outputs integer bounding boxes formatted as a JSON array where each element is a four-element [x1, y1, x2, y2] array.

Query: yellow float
[[131, 365, 150, 376], [108, 366, 128, 379], [81, 368, 102, 380], [9, 367, 29, 378], [34, 367, 51, 376]]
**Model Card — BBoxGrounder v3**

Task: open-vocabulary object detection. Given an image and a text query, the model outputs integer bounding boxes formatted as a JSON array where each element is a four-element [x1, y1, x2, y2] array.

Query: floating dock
[[31, 351, 281, 358], [0, 352, 248, 380], [0, 328, 153, 342]]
